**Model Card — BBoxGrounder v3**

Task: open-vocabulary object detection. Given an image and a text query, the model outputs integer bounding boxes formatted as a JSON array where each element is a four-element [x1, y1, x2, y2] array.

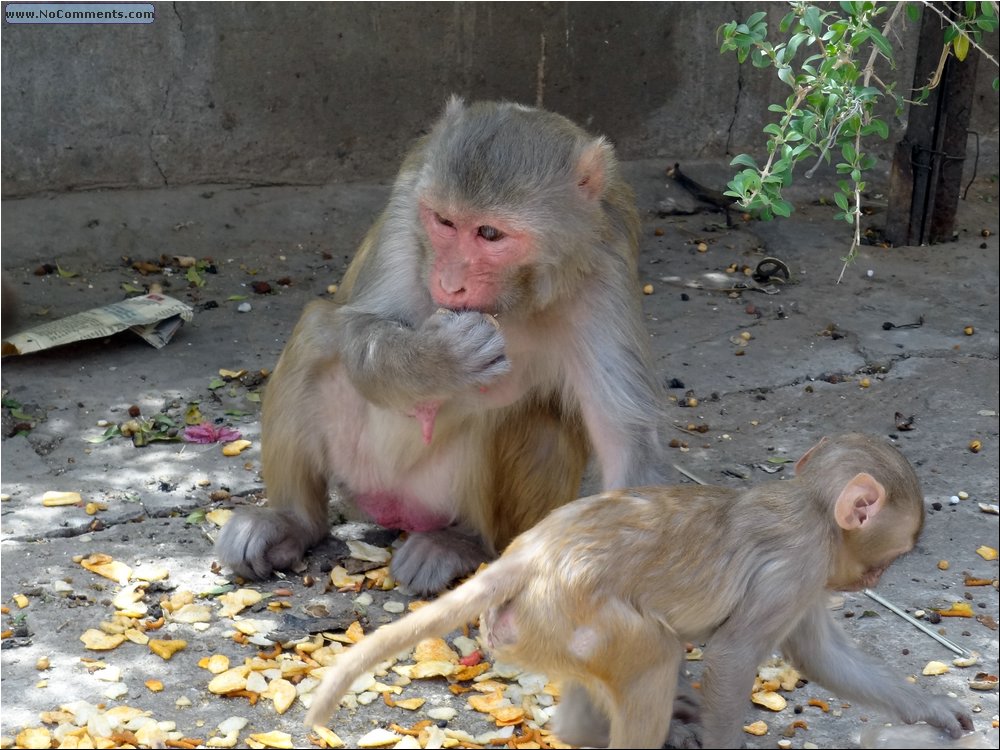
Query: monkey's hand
[[215, 507, 324, 580], [415, 309, 510, 394], [900, 695, 974, 738], [390, 528, 493, 595]]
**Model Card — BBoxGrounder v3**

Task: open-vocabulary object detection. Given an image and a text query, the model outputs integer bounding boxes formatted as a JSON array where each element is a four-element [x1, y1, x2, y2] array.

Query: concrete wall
[[2, 2, 998, 197]]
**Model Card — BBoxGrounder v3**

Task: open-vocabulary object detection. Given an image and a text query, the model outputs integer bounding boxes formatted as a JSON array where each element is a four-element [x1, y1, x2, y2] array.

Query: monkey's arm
[[699, 596, 798, 749], [782, 602, 973, 737], [563, 276, 668, 487], [335, 306, 509, 411]]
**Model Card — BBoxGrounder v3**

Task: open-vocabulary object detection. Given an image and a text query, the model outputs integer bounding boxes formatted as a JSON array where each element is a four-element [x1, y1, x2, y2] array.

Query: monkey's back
[[502, 485, 832, 651]]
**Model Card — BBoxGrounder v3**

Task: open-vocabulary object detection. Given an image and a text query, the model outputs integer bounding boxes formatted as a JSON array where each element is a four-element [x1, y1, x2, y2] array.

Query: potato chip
[[312, 725, 346, 748], [247, 730, 295, 748], [80, 629, 126, 651], [149, 639, 187, 660], [750, 690, 787, 711], [922, 660, 950, 676]]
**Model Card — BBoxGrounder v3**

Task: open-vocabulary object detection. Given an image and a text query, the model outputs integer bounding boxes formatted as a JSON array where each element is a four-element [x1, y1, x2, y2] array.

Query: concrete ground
[[1, 159, 997, 749]]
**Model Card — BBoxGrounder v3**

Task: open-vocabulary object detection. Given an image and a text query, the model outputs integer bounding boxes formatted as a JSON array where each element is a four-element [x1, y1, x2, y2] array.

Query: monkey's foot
[[390, 528, 492, 595], [215, 506, 325, 579]]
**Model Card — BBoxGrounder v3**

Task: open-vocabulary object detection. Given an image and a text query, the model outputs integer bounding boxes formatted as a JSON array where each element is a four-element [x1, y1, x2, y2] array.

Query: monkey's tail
[[304, 556, 524, 729]]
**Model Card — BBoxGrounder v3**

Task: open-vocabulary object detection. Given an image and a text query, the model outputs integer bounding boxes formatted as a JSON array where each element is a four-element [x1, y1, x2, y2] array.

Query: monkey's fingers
[[390, 529, 492, 595], [215, 508, 312, 580]]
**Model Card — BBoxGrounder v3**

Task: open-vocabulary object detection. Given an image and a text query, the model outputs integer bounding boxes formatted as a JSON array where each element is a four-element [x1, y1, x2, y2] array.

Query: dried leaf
[[743, 720, 768, 736], [976, 545, 998, 561], [184, 422, 243, 444]]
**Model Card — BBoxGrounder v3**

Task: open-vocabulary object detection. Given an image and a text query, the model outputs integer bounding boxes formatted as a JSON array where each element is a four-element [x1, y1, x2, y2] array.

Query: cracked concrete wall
[[2, 2, 997, 197]]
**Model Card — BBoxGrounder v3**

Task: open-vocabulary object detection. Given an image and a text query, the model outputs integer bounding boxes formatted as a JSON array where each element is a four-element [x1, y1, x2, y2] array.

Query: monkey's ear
[[833, 472, 887, 530], [794, 436, 828, 475], [575, 137, 611, 202]]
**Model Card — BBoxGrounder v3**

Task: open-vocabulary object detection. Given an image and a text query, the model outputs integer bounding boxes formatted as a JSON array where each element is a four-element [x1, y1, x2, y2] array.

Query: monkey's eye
[[478, 225, 505, 242], [434, 213, 455, 228]]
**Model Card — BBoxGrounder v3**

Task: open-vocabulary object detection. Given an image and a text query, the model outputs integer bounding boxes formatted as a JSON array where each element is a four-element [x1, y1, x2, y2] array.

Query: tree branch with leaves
[[719, 1, 998, 282]]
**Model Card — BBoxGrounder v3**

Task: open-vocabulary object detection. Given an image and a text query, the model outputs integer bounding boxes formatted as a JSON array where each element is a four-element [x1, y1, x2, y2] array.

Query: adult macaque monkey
[[305, 434, 974, 748], [216, 97, 668, 594]]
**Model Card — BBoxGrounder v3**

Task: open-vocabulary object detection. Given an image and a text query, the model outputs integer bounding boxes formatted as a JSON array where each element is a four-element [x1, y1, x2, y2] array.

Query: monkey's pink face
[[419, 203, 533, 312]]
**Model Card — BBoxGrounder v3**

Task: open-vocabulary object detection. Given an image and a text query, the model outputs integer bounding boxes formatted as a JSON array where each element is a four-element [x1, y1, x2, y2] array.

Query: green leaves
[[720, 0, 997, 280]]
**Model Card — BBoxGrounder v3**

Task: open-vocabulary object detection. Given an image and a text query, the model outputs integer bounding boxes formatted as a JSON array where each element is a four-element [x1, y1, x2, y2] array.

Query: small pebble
[[949, 495, 961, 505], [382, 600, 405, 614], [237, 302, 252, 313], [866, 269, 874, 277], [957, 491, 969, 500]]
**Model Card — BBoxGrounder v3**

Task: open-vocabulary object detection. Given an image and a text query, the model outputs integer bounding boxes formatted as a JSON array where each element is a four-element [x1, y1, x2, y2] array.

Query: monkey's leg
[[606, 650, 680, 749], [216, 441, 329, 579], [700, 625, 777, 749], [550, 681, 611, 747], [215, 351, 333, 579]]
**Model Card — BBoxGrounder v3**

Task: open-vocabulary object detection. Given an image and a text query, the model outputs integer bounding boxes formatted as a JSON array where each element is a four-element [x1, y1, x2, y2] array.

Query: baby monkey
[[305, 434, 973, 748]]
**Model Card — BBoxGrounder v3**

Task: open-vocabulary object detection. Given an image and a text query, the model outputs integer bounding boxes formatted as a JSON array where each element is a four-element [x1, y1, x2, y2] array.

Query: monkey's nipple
[[408, 401, 441, 445]]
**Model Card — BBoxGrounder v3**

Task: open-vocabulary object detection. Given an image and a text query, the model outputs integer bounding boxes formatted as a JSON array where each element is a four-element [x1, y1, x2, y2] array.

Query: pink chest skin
[[354, 491, 452, 532]]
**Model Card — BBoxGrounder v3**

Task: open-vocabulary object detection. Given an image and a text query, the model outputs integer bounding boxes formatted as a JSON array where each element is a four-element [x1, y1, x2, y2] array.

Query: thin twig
[[671, 464, 710, 487], [919, 0, 1000, 69], [864, 589, 971, 657]]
